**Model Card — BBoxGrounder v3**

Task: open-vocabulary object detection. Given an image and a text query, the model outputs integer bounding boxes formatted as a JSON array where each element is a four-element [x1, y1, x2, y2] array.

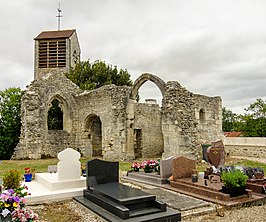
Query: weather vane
[[56, 3, 62, 30]]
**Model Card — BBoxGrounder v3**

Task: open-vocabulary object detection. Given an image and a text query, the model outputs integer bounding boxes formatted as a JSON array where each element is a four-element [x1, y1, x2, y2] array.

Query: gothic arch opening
[[85, 114, 102, 157], [131, 73, 166, 101], [47, 95, 72, 133], [47, 99, 63, 130]]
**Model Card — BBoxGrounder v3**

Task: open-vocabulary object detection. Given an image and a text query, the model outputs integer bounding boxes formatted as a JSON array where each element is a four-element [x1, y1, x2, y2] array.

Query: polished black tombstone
[[74, 159, 181, 221]]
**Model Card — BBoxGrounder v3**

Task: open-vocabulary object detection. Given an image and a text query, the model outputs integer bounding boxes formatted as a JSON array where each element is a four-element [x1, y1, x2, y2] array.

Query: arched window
[[85, 114, 102, 157], [47, 99, 63, 130], [199, 109, 205, 122]]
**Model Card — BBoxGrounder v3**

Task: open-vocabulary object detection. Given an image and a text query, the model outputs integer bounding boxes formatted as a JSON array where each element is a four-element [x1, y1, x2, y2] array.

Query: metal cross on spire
[[56, 3, 62, 30]]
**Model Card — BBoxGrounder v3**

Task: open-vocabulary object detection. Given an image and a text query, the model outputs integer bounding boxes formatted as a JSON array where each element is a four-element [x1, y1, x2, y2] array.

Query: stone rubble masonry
[[12, 72, 224, 161]]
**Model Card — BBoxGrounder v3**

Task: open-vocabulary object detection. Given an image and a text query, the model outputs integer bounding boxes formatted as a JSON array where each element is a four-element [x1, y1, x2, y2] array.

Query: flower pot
[[191, 173, 198, 183], [144, 167, 152, 173], [221, 186, 246, 197], [24, 173, 33, 182]]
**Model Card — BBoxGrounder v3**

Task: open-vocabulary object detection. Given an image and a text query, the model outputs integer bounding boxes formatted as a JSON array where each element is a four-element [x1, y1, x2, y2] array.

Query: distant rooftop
[[224, 132, 243, 137], [34, 29, 76, 40]]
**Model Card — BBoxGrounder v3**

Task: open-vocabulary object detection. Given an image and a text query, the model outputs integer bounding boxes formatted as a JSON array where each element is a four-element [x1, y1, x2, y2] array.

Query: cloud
[[1, 0, 266, 114]]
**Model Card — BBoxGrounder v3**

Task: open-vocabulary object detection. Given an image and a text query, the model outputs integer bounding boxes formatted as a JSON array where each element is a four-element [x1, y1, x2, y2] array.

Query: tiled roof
[[224, 132, 243, 137], [34, 29, 76, 40]]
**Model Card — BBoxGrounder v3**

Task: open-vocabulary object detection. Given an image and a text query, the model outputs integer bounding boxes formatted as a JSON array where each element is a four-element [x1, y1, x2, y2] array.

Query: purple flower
[[12, 196, 20, 203], [8, 189, 14, 195]]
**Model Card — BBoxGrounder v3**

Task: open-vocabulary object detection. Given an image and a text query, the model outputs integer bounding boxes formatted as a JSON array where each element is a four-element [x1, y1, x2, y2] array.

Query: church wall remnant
[[12, 29, 224, 161]]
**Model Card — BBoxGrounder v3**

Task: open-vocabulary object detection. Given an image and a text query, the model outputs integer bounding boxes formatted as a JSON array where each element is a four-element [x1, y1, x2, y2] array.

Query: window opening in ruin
[[47, 99, 63, 130], [85, 115, 102, 157], [38, 39, 66, 68], [137, 81, 163, 106], [199, 109, 205, 122], [134, 129, 142, 158]]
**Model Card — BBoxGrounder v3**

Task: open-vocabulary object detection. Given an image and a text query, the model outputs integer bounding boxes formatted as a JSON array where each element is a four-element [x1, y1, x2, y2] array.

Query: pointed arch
[[130, 73, 166, 100], [47, 94, 72, 132]]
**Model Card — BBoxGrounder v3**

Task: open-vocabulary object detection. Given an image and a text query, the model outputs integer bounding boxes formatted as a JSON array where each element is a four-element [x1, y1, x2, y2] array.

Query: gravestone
[[48, 165, 57, 173], [57, 148, 81, 181], [74, 159, 181, 221], [160, 156, 174, 179], [172, 156, 196, 180], [206, 140, 225, 167]]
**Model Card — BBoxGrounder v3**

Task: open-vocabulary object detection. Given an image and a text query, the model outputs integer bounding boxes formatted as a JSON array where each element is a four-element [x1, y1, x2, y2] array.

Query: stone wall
[[13, 72, 223, 161], [224, 137, 266, 158], [134, 102, 164, 158]]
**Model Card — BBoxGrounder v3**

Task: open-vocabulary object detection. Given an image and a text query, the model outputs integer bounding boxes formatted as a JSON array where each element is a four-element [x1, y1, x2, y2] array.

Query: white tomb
[[35, 148, 86, 191]]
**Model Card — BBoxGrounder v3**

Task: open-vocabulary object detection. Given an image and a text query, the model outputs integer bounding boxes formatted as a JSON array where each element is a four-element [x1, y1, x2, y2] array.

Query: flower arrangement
[[12, 208, 38, 222], [141, 160, 159, 173], [131, 160, 159, 173], [131, 162, 142, 172], [0, 185, 37, 221], [24, 168, 31, 175]]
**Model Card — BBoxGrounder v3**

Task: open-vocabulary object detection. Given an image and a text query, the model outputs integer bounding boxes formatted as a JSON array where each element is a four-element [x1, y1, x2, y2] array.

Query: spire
[[56, 3, 62, 30]]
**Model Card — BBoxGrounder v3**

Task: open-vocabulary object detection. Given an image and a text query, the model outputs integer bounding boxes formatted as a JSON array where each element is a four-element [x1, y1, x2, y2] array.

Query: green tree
[[239, 98, 266, 137], [65, 60, 133, 90], [0, 88, 22, 159], [222, 107, 239, 132]]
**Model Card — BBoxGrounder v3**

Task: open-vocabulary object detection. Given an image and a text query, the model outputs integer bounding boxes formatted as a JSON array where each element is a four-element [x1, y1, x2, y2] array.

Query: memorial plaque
[[172, 156, 196, 180], [206, 140, 225, 167], [160, 156, 174, 179]]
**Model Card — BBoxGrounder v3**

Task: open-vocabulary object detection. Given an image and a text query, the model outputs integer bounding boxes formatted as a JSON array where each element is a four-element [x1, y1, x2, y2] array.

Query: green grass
[[0, 158, 132, 179], [1, 157, 265, 180]]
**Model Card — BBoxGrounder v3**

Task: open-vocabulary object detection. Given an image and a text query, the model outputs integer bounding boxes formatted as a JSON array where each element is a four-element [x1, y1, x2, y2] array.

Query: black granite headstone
[[86, 159, 119, 188], [74, 159, 181, 221]]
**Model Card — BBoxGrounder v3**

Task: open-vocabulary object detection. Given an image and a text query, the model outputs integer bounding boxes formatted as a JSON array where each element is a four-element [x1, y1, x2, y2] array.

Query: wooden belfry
[[34, 29, 80, 80]]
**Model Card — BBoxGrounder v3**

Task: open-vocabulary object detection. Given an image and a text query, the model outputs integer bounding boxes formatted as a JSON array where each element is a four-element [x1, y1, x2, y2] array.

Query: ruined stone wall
[[161, 81, 223, 160], [13, 71, 223, 161], [134, 102, 164, 158], [75, 85, 131, 160], [13, 72, 82, 159], [194, 94, 223, 144]]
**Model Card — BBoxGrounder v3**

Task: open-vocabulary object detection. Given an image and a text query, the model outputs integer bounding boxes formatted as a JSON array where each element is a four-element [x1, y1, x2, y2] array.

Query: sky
[[1, 0, 266, 114]]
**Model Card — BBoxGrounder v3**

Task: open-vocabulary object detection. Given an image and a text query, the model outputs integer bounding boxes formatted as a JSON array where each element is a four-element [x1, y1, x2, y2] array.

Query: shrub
[[2, 170, 21, 190], [221, 170, 248, 188]]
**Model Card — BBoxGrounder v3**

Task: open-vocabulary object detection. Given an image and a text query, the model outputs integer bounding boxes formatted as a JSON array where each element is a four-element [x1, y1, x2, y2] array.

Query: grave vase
[[24, 173, 33, 182]]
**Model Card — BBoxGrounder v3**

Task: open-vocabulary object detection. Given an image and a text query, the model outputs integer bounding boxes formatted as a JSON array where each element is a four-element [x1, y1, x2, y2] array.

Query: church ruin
[[13, 29, 224, 161]]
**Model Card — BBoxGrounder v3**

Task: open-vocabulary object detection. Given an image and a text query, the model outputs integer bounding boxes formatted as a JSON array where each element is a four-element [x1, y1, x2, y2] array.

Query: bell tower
[[34, 29, 81, 80]]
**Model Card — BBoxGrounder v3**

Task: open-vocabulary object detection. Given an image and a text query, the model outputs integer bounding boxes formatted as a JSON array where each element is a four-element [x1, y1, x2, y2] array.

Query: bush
[[221, 170, 248, 188], [2, 170, 21, 189]]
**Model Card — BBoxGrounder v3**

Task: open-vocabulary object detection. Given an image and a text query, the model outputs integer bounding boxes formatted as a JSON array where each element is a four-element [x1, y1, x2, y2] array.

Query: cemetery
[[0, 29, 266, 221]]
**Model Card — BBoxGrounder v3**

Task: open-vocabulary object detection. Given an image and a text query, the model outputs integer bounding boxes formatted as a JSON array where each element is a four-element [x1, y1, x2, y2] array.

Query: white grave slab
[[35, 148, 85, 191]]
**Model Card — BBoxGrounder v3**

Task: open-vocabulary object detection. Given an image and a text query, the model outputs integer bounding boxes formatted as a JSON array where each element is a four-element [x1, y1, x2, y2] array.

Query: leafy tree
[[0, 88, 22, 159], [65, 60, 133, 90], [238, 98, 266, 137], [222, 107, 241, 132]]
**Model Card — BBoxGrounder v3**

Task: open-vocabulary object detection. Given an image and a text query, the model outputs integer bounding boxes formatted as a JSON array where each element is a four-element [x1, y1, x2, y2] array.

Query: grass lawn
[[1, 156, 265, 179], [0, 157, 132, 179]]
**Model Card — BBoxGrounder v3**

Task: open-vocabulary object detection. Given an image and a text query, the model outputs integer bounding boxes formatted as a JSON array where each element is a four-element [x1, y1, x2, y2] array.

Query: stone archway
[[126, 73, 166, 159], [84, 114, 102, 157], [47, 94, 72, 133], [130, 73, 166, 100]]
